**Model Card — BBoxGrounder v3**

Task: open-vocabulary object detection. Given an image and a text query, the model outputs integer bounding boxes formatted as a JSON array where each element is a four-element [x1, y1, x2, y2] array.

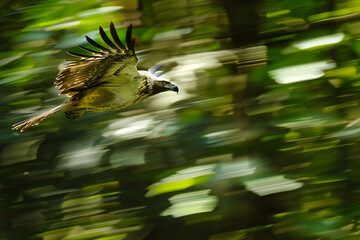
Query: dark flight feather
[[78, 45, 102, 55], [125, 24, 133, 51], [85, 35, 110, 52], [109, 21, 126, 50], [99, 26, 119, 51], [130, 38, 136, 53]]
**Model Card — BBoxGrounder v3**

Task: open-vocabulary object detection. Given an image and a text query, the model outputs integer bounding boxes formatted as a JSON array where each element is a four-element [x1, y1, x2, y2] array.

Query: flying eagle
[[12, 22, 178, 132]]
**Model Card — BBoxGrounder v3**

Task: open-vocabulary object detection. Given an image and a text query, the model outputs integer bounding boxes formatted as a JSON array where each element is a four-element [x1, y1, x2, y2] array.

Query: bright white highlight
[[293, 33, 345, 50], [161, 190, 218, 217], [244, 175, 303, 196], [269, 61, 336, 84]]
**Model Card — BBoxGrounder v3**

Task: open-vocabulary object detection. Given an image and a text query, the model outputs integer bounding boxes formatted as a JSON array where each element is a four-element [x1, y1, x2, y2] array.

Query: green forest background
[[2, 0, 360, 239]]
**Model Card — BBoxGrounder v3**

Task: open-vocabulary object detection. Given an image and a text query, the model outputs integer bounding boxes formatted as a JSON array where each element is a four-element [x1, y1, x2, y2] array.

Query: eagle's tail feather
[[12, 99, 75, 132]]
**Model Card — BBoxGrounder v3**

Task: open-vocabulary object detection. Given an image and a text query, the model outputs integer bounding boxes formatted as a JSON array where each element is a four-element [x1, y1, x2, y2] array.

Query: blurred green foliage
[[2, 0, 360, 239]]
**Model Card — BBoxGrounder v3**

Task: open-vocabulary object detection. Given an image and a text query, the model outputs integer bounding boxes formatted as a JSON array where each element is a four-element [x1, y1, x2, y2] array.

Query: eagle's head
[[139, 68, 179, 96]]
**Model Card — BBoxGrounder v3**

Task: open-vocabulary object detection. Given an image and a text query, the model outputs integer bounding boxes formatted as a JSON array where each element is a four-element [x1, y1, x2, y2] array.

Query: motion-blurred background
[[1, 0, 360, 239]]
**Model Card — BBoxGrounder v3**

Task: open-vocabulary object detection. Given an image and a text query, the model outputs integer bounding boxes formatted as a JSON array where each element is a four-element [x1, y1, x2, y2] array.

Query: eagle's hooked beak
[[171, 84, 179, 94]]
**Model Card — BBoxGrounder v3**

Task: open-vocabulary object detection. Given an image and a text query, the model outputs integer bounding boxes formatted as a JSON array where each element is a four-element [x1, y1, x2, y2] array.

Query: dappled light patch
[[244, 175, 303, 196], [269, 61, 336, 84], [161, 190, 218, 218], [292, 33, 345, 50], [146, 165, 215, 197]]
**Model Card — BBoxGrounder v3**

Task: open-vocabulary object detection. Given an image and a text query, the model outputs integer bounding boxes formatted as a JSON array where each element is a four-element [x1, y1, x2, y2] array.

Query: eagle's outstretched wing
[[55, 22, 137, 97]]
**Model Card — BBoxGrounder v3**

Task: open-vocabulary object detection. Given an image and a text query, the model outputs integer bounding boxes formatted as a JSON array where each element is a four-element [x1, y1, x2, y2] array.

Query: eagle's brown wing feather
[[54, 22, 137, 97]]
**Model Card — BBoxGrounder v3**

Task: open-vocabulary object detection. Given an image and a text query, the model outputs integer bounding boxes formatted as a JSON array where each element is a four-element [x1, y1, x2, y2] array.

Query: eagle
[[12, 22, 179, 132]]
